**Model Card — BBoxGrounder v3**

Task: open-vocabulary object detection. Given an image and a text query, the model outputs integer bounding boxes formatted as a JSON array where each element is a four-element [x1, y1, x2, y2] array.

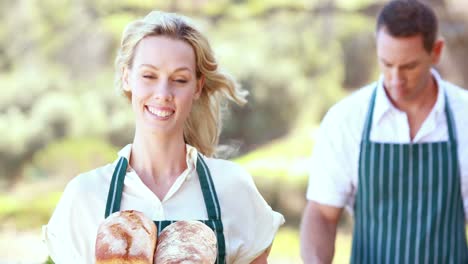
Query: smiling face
[[376, 27, 443, 106], [123, 35, 203, 137]]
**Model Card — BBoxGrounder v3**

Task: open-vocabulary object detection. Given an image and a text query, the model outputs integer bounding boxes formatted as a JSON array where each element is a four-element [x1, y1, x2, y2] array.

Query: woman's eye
[[143, 75, 156, 79], [174, 79, 188, 83]]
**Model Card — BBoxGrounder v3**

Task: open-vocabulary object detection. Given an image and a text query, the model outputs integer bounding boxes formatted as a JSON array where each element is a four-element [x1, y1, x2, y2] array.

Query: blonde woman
[[43, 11, 284, 263]]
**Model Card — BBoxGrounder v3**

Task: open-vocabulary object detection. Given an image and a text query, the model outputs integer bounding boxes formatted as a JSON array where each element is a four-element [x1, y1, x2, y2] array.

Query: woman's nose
[[153, 80, 173, 101]]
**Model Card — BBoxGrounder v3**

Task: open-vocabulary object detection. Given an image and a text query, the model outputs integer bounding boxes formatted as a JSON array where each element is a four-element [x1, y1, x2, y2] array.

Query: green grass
[[270, 227, 353, 263], [31, 137, 117, 179], [0, 192, 62, 229], [270, 227, 301, 259], [43, 256, 54, 264]]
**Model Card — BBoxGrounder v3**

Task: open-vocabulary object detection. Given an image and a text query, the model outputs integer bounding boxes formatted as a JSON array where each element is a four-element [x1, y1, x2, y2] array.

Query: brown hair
[[376, 0, 438, 53]]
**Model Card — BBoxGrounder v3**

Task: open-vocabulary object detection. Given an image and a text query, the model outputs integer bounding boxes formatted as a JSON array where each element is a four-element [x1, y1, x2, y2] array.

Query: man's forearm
[[300, 204, 339, 264]]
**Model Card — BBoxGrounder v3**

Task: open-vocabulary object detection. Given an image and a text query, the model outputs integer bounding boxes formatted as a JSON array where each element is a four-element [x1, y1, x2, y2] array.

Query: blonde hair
[[114, 11, 247, 157]]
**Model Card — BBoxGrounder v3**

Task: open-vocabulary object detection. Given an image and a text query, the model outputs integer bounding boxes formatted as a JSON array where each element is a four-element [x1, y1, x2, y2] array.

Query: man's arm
[[300, 201, 343, 264]]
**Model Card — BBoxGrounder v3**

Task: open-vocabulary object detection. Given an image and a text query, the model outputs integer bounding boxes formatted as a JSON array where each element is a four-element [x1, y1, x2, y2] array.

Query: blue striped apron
[[104, 153, 226, 263], [351, 88, 468, 263]]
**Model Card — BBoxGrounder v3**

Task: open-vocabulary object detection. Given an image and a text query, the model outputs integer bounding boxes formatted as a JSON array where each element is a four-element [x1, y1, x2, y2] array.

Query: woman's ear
[[122, 67, 131, 92], [194, 75, 205, 100]]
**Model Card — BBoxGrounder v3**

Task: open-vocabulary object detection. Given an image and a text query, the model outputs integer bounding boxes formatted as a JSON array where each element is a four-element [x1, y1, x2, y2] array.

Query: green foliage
[[235, 130, 313, 182], [43, 256, 54, 264], [102, 13, 139, 39], [0, 138, 117, 231], [233, 130, 315, 226], [335, 0, 380, 11], [1, 0, 388, 183], [30, 138, 118, 179]]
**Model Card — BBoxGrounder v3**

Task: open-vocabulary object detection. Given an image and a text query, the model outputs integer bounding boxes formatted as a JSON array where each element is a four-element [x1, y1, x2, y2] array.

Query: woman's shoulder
[[202, 156, 252, 186], [200, 155, 285, 263], [200, 156, 262, 204], [64, 163, 115, 195]]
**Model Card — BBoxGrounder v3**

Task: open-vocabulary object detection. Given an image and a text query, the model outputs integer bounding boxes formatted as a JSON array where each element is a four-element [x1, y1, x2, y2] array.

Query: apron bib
[[104, 153, 226, 263], [351, 88, 467, 264]]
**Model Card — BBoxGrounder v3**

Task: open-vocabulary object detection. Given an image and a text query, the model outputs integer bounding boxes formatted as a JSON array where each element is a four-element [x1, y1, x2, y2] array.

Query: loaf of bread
[[154, 220, 217, 264], [95, 210, 157, 264]]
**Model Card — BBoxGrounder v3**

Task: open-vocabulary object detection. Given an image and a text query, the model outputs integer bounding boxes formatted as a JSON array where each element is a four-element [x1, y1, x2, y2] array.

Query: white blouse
[[306, 69, 468, 217], [43, 144, 285, 263]]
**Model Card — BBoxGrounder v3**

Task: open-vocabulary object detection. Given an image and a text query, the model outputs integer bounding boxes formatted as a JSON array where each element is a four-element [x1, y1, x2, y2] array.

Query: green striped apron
[[104, 153, 226, 263], [351, 88, 468, 264]]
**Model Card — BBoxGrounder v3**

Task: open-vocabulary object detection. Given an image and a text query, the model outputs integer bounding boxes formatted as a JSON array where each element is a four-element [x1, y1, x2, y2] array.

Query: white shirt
[[43, 144, 285, 264], [306, 70, 468, 218]]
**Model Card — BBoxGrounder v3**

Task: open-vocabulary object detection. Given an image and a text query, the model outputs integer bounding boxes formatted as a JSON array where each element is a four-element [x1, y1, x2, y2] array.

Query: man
[[300, 1, 468, 263]]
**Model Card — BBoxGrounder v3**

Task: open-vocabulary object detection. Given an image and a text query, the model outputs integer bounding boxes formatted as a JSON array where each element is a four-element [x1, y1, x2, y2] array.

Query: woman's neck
[[130, 129, 188, 185]]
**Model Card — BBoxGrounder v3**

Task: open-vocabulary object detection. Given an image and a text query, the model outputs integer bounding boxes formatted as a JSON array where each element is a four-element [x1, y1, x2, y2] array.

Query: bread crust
[[95, 210, 157, 264], [154, 220, 217, 264]]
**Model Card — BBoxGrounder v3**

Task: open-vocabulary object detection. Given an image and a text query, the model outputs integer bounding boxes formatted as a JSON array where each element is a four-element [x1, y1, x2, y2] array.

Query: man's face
[[376, 27, 443, 106]]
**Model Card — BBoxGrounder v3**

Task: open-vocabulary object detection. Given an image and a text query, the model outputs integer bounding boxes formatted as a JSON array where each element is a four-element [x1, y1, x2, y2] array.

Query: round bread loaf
[[95, 210, 157, 264], [154, 220, 217, 264]]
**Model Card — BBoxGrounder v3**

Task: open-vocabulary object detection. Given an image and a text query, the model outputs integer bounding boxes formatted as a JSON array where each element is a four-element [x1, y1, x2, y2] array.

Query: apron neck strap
[[105, 157, 128, 218], [362, 86, 458, 143], [444, 92, 458, 143], [361, 87, 378, 142], [104, 153, 222, 220], [196, 153, 222, 220]]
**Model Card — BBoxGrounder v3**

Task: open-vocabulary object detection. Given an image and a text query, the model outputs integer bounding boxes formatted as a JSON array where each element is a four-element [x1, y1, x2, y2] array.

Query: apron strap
[[361, 87, 378, 142], [196, 155, 227, 263], [104, 153, 224, 221], [104, 157, 128, 218], [197, 153, 223, 220], [444, 93, 458, 144]]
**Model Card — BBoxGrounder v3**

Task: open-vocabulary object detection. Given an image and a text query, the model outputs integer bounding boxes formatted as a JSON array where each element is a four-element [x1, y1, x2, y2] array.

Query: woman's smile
[[145, 105, 175, 120]]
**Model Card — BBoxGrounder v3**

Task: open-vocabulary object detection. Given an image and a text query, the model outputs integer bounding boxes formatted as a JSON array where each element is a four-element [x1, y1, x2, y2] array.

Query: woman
[[43, 11, 284, 263]]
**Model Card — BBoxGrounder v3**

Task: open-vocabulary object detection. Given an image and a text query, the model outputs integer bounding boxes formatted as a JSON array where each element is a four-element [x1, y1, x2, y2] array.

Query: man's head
[[376, 0, 444, 106], [377, 0, 438, 53]]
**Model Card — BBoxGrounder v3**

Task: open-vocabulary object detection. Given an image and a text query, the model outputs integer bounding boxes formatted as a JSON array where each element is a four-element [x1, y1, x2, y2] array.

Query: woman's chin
[[137, 122, 182, 138]]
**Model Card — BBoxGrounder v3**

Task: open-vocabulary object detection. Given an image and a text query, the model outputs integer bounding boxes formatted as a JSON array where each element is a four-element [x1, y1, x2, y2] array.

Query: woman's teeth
[[147, 106, 173, 117]]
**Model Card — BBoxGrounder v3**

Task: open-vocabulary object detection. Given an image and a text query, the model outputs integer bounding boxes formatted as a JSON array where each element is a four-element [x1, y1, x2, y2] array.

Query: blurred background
[[1, 0, 467, 263]]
